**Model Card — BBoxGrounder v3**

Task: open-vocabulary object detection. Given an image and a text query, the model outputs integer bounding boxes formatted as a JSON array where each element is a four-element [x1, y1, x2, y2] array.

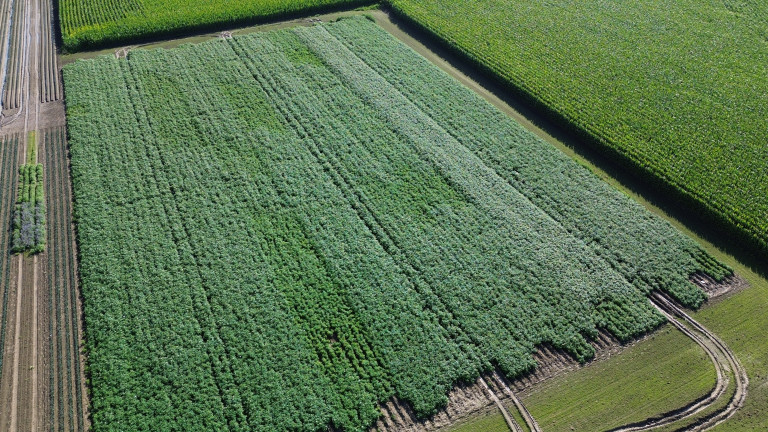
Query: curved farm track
[[606, 291, 748, 432]]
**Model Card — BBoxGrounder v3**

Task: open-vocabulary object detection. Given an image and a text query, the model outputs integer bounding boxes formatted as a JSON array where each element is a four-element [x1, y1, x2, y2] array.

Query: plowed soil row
[[38, 0, 61, 103], [1, 0, 26, 111], [0, 133, 22, 430], [0, 134, 20, 375], [0, 0, 17, 113], [43, 126, 88, 432]]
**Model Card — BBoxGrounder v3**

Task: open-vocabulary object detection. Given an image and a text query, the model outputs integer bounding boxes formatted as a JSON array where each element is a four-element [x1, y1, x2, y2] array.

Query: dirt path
[[653, 293, 747, 431], [491, 372, 542, 432], [479, 377, 524, 432]]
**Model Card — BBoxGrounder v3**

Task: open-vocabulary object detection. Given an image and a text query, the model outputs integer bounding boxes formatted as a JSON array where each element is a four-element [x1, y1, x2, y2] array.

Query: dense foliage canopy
[[387, 0, 768, 252], [59, 0, 371, 51], [63, 18, 729, 431]]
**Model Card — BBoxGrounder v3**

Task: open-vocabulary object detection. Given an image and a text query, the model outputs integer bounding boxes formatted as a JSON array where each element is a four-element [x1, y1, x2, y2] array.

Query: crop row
[[1, 0, 25, 110], [39, 0, 62, 103], [62, 18, 732, 431], [0, 134, 19, 377], [59, 0, 372, 51], [0, 0, 14, 108], [44, 127, 86, 432], [386, 0, 768, 253]]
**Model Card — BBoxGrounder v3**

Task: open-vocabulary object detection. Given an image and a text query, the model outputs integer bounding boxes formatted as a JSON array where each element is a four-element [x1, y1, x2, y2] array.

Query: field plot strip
[[0, 0, 16, 113], [318, 18, 731, 308], [43, 126, 87, 432], [0, 0, 77, 426], [38, 0, 61, 103], [0, 134, 20, 376], [62, 18, 738, 432], [1, 0, 25, 112], [0, 135, 21, 432]]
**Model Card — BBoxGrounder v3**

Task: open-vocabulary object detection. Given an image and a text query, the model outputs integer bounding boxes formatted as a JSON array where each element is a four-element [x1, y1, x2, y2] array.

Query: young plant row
[[0, 134, 20, 376], [63, 19, 733, 432]]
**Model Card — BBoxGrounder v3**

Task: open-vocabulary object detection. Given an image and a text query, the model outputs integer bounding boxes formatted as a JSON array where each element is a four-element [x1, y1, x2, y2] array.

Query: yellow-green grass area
[[508, 408, 530, 432], [446, 410, 510, 432], [700, 271, 768, 431], [520, 325, 715, 431], [593, 162, 768, 432]]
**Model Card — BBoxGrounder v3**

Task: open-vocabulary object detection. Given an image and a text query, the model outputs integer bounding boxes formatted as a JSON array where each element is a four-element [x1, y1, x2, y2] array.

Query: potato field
[[387, 0, 768, 253], [62, 17, 732, 431]]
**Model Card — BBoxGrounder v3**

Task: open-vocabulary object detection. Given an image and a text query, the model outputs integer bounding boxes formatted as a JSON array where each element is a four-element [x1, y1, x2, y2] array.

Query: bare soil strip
[[695, 273, 749, 300], [0, 257, 19, 432], [46, 126, 88, 432], [0, 134, 20, 375], [6, 128, 28, 432]]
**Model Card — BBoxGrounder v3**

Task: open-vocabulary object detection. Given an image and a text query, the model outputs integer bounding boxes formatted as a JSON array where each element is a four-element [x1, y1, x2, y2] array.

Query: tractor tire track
[[608, 292, 747, 432], [478, 377, 524, 432]]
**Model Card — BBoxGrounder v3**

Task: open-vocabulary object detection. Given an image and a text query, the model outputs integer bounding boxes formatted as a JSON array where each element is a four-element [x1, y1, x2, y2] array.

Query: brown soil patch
[[692, 273, 749, 300]]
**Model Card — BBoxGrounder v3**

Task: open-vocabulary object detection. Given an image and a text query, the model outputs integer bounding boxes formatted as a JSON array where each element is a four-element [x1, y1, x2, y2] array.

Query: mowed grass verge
[[522, 326, 715, 432]]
